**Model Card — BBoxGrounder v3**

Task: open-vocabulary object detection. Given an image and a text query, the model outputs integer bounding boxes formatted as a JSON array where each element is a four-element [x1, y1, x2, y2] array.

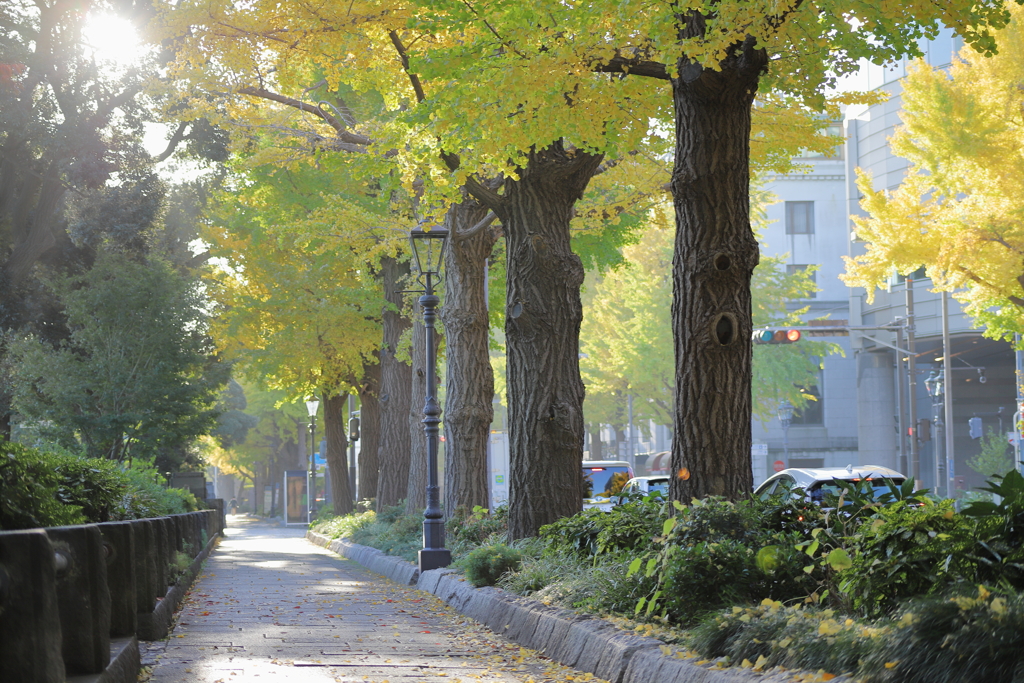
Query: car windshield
[[649, 481, 669, 495], [584, 467, 631, 499], [809, 478, 904, 503]]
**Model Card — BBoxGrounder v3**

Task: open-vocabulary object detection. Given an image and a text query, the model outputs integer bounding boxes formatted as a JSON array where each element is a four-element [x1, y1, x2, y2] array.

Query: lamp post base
[[419, 548, 452, 572]]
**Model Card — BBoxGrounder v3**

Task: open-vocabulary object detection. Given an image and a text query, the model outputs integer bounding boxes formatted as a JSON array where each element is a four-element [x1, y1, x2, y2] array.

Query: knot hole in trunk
[[714, 253, 731, 271], [713, 313, 737, 346]]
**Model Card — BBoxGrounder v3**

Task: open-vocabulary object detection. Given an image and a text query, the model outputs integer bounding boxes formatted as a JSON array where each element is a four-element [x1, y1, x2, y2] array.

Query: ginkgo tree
[[581, 201, 836, 438], [205, 154, 389, 515], [843, 3, 1024, 343], [401, 0, 1017, 506], [154, 0, 861, 536]]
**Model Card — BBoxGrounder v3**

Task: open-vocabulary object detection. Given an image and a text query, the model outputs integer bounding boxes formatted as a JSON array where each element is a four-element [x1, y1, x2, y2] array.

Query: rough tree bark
[[466, 142, 604, 540], [324, 392, 353, 515], [668, 38, 767, 502], [376, 256, 413, 507], [440, 197, 498, 518], [405, 316, 427, 513], [358, 357, 381, 503]]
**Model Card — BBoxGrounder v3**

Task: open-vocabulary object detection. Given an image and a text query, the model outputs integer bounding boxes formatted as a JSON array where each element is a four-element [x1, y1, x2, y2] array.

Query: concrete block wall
[[0, 505, 224, 683]]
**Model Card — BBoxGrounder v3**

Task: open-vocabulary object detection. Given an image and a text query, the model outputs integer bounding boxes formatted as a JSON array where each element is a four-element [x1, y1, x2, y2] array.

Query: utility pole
[[906, 275, 920, 486], [895, 321, 908, 476], [942, 292, 955, 498]]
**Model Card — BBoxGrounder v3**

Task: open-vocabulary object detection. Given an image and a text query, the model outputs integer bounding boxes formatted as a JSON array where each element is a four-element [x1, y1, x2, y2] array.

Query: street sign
[[773, 460, 786, 473]]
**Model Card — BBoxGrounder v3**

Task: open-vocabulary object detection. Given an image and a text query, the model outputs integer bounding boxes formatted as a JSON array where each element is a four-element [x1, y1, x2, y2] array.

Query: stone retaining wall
[[0, 501, 224, 683]]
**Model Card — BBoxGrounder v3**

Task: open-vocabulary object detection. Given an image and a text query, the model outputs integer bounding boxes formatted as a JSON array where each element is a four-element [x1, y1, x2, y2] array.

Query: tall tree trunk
[[376, 257, 414, 508], [324, 393, 353, 515], [668, 40, 767, 502], [499, 144, 604, 540], [358, 357, 381, 503], [440, 198, 497, 519], [406, 316, 428, 513]]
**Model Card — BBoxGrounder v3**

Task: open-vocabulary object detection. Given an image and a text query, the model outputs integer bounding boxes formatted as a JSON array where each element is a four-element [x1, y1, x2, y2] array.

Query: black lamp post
[[410, 225, 452, 572], [306, 396, 320, 524], [777, 400, 794, 463]]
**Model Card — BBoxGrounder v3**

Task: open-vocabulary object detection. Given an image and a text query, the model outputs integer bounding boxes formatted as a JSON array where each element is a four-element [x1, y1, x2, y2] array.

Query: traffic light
[[917, 418, 931, 442], [969, 416, 983, 439], [752, 329, 802, 344]]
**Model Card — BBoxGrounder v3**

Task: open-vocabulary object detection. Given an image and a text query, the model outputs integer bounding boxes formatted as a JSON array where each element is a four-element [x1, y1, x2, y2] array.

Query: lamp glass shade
[[306, 398, 320, 418], [409, 226, 450, 276], [777, 401, 794, 423]]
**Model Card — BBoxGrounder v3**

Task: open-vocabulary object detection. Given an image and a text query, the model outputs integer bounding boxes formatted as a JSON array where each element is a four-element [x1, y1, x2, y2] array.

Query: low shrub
[[314, 510, 377, 539], [688, 600, 884, 676], [539, 495, 666, 558], [349, 505, 423, 562], [839, 499, 977, 615], [860, 586, 1024, 683], [446, 504, 508, 556], [463, 543, 523, 587]]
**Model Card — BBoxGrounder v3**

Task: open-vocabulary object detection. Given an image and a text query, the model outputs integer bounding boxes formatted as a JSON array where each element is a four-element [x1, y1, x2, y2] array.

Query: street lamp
[[306, 396, 320, 524], [777, 400, 794, 464], [925, 370, 945, 491], [409, 225, 451, 572]]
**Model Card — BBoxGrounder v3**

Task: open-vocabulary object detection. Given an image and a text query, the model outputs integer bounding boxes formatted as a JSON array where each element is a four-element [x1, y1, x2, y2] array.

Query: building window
[[786, 264, 817, 299], [786, 201, 814, 235], [792, 385, 823, 425]]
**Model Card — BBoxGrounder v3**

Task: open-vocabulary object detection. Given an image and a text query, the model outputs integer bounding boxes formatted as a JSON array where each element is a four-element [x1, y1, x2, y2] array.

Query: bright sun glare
[[81, 12, 148, 67]]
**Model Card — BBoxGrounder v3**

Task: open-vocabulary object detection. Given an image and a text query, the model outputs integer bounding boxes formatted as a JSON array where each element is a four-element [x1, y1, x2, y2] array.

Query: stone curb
[[138, 531, 221, 641], [305, 532, 832, 683], [66, 637, 139, 683]]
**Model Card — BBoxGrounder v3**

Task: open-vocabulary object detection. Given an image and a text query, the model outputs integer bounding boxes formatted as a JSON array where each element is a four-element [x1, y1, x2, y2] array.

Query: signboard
[[772, 460, 786, 473], [283, 470, 308, 526]]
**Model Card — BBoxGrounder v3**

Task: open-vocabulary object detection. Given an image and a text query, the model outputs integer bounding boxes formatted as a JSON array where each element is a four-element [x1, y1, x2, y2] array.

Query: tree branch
[[388, 30, 427, 104], [152, 121, 189, 163], [456, 211, 499, 240], [593, 54, 670, 80], [236, 86, 371, 147]]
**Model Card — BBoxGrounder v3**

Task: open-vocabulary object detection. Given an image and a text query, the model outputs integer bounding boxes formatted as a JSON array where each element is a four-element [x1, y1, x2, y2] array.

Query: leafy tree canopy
[[843, 4, 1024, 342], [9, 252, 227, 464]]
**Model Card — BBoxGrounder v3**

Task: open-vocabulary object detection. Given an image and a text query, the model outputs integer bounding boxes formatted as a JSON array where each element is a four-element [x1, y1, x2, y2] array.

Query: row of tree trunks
[[405, 315, 428, 513], [323, 392, 354, 515], [440, 197, 498, 518], [375, 255, 413, 507], [358, 357, 381, 503]]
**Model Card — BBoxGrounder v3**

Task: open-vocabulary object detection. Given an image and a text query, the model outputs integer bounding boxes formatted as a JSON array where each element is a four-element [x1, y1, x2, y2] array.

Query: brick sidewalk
[[146, 516, 597, 683]]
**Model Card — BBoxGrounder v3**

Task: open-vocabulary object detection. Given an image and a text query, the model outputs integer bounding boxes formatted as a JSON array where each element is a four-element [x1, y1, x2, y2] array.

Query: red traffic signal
[[752, 328, 802, 344]]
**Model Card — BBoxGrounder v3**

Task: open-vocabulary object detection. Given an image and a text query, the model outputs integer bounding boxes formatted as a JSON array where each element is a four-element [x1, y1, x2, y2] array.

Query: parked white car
[[754, 465, 906, 504]]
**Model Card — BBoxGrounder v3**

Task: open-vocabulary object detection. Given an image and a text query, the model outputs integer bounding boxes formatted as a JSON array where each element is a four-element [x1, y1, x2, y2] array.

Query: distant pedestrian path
[[146, 516, 590, 682]]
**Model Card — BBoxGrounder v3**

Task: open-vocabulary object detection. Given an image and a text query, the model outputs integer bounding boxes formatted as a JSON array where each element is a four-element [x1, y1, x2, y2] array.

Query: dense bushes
[[688, 587, 1024, 683], [0, 439, 203, 530]]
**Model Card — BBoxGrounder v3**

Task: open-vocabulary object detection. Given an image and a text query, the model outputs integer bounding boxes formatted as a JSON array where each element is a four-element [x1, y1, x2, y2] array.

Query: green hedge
[[0, 439, 202, 530]]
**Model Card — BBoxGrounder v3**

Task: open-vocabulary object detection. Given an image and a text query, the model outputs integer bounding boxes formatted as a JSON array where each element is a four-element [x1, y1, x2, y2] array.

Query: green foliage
[[968, 428, 1015, 479], [9, 253, 227, 464], [462, 543, 523, 587], [313, 509, 378, 539], [961, 468, 1024, 586], [446, 505, 508, 556], [689, 600, 884, 675], [839, 500, 977, 616], [0, 440, 202, 530], [539, 495, 666, 558], [344, 504, 424, 562], [860, 586, 1024, 683]]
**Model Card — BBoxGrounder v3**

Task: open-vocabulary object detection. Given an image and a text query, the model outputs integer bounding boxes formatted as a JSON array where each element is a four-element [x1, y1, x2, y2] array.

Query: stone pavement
[[145, 516, 604, 683]]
